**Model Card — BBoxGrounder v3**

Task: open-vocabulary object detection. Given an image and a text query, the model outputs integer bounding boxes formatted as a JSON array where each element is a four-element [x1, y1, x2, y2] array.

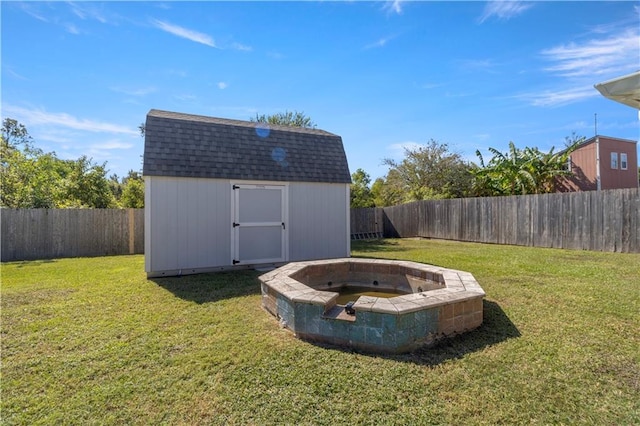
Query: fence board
[[516, 196, 531, 247], [602, 191, 616, 252], [590, 191, 603, 251], [356, 189, 639, 253], [631, 189, 638, 252], [532, 194, 548, 248]]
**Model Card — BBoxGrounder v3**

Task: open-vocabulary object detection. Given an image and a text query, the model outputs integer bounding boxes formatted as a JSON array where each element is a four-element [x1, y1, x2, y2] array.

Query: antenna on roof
[[594, 113, 598, 136]]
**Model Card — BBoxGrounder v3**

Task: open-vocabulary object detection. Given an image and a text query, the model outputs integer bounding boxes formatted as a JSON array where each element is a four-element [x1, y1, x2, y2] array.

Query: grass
[[2, 239, 639, 425]]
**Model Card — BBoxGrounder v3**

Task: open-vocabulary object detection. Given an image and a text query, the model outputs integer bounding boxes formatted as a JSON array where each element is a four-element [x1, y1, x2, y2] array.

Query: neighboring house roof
[[559, 135, 638, 155], [143, 109, 351, 183], [594, 71, 640, 110]]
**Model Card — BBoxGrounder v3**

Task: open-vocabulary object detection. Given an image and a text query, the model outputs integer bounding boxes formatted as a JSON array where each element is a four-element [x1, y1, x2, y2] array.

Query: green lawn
[[2, 239, 639, 425]]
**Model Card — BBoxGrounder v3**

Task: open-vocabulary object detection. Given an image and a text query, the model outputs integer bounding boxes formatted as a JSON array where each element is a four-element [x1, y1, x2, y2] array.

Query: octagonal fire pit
[[259, 258, 485, 354]]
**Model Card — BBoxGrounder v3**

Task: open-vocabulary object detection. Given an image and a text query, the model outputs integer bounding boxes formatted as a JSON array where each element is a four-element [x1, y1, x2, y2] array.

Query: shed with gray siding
[[143, 109, 352, 277]]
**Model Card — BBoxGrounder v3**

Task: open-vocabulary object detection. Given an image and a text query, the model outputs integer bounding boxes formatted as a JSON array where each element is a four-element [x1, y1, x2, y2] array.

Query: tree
[[2, 118, 33, 148], [370, 171, 405, 207], [1, 147, 62, 208], [250, 111, 317, 128], [370, 177, 386, 207], [120, 170, 145, 208], [105, 170, 145, 208], [108, 173, 123, 200], [59, 156, 116, 208], [471, 139, 580, 196], [350, 168, 375, 208], [1, 118, 63, 207], [1, 118, 121, 208], [564, 132, 584, 150], [381, 140, 473, 203], [472, 142, 535, 196]]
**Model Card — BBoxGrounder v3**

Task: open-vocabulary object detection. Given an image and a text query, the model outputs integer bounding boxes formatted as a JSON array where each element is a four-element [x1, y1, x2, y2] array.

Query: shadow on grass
[[312, 300, 520, 366], [152, 268, 520, 366], [150, 270, 262, 304], [15, 259, 57, 268], [351, 239, 411, 254], [404, 300, 521, 366]]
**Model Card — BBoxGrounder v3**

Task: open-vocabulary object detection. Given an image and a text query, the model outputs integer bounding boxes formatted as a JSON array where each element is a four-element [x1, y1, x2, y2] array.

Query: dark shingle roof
[[143, 109, 351, 183]]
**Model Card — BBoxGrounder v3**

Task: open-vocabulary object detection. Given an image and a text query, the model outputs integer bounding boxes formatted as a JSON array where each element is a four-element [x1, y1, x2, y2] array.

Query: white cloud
[[174, 93, 197, 101], [478, 1, 533, 24], [20, 2, 116, 36], [66, 3, 113, 25], [69, 2, 86, 20], [365, 36, 393, 50], [217, 82, 228, 90], [458, 58, 500, 73], [522, 17, 639, 108], [231, 42, 252, 52], [110, 86, 157, 96], [166, 69, 188, 78], [91, 140, 134, 150], [267, 51, 284, 60], [151, 19, 217, 48], [383, 0, 404, 15], [518, 86, 599, 107], [18, 3, 48, 22], [3, 105, 138, 136], [64, 23, 80, 35], [541, 28, 639, 78], [37, 130, 74, 144], [4, 67, 29, 81], [387, 141, 423, 158], [150, 18, 250, 51]]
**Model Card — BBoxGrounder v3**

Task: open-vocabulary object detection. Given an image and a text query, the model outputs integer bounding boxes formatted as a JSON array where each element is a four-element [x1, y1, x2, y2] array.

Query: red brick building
[[557, 135, 638, 192]]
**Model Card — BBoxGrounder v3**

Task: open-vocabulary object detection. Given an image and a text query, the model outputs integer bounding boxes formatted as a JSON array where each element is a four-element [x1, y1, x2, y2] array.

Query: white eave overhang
[[594, 71, 640, 110]]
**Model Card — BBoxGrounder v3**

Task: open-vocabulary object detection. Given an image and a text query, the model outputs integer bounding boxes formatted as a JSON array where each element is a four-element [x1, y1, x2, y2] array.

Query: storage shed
[[142, 109, 352, 277]]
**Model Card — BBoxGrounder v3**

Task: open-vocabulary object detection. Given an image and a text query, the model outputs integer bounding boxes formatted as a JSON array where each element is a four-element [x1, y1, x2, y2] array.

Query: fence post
[[128, 208, 135, 255]]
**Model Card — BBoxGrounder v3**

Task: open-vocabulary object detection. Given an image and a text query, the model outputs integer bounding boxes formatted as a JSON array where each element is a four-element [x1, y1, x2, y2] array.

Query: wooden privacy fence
[[4, 189, 638, 261], [350, 207, 384, 239], [353, 188, 639, 253], [1, 209, 144, 262]]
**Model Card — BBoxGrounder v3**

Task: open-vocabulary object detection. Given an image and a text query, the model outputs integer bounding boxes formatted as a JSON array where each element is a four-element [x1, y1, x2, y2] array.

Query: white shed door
[[232, 184, 287, 265]]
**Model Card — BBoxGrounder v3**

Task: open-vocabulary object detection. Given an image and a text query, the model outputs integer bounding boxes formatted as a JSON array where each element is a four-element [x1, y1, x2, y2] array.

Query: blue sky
[[2, 1, 639, 181]]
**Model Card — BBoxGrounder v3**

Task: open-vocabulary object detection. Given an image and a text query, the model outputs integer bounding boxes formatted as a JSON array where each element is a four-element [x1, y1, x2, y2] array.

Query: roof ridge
[[557, 134, 638, 155], [147, 109, 338, 137]]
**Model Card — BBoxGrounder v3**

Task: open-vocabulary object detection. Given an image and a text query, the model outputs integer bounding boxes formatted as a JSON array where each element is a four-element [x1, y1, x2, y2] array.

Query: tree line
[[247, 111, 583, 207], [1, 118, 144, 209], [2, 112, 607, 211], [251, 112, 637, 206], [351, 135, 585, 208], [2, 111, 319, 209]]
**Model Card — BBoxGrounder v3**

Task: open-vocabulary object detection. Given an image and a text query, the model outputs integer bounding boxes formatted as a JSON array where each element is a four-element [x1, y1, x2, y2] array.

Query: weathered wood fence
[[352, 188, 640, 253], [1, 209, 144, 261], [4, 189, 638, 262], [350, 208, 384, 239]]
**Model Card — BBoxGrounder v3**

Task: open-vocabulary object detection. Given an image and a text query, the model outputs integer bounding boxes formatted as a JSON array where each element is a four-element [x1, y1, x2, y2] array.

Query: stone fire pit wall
[[259, 258, 485, 354]]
